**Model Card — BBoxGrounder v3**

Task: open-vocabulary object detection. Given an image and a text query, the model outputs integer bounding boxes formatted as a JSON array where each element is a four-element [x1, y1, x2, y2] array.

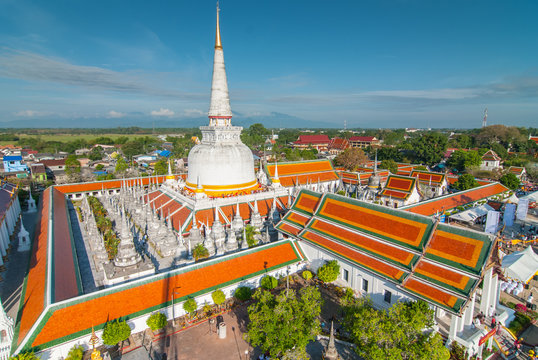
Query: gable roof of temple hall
[[276, 189, 495, 315], [265, 159, 339, 187]]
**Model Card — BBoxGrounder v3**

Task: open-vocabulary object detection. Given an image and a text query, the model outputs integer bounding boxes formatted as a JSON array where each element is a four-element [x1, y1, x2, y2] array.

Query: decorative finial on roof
[[215, 2, 222, 50]]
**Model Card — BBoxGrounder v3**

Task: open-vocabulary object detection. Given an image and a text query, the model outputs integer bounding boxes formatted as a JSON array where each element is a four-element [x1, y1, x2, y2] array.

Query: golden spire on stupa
[[215, 2, 222, 49]]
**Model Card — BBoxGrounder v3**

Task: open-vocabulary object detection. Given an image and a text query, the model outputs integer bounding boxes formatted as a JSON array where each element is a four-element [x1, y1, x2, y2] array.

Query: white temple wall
[[298, 241, 415, 310], [36, 259, 304, 360]]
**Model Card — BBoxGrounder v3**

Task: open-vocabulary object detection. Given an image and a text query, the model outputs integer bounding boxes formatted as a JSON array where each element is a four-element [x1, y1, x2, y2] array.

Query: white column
[[457, 313, 465, 332], [464, 292, 476, 326], [5, 206, 14, 235], [14, 197, 21, 217], [489, 274, 499, 315], [448, 314, 460, 342], [1, 223, 8, 254], [480, 267, 493, 314]]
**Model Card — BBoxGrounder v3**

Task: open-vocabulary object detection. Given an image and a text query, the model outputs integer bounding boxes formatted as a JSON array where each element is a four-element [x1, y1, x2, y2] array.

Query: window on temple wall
[[384, 290, 392, 303], [362, 279, 368, 292], [343, 269, 349, 282]]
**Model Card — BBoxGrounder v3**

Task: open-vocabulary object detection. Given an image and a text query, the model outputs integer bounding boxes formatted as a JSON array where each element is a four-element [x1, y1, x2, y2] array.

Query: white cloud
[[183, 108, 204, 117], [151, 108, 175, 117], [107, 110, 126, 118], [15, 110, 44, 117]]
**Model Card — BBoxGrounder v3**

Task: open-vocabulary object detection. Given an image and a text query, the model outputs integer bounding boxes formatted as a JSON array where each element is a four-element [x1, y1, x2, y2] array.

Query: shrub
[[302, 270, 313, 281], [234, 286, 252, 301], [508, 312, 532, 335], [211, 289, 226, 308], [10, 351, 40, 360], [146, 312, 167, 331], [261, 275, 278, 290], [183, 298, 197, 316], [65, 344, 84, 360], [317, 260, 340, 283], [102, 319, 131, 346]]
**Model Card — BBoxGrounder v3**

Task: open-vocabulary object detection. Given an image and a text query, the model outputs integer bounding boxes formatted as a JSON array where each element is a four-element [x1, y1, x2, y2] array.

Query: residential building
[[2, 156, 28, 173], [348, 136, 380, 148], [30, 164, 47, 182]]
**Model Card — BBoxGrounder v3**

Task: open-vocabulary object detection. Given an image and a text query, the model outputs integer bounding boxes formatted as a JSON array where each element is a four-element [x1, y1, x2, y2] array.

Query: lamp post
[[172, 286, 181, 326]]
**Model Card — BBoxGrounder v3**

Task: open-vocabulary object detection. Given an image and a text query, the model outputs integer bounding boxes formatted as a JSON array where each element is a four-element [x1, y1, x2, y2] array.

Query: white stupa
[[185, 5, 258, 197], [18, 216, 31, 252]]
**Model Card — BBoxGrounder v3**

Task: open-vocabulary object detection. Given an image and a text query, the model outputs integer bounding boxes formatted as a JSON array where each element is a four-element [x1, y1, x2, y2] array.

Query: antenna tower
[[482, 108, 488, 128]]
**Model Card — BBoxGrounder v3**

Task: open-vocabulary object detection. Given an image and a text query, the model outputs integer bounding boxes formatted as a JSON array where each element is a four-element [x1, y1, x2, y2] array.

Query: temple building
[[4, 6, 518, 360]]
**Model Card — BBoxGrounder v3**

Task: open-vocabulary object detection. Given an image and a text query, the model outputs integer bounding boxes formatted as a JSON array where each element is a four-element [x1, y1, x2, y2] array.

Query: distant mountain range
[[0, 112, 339, 129]]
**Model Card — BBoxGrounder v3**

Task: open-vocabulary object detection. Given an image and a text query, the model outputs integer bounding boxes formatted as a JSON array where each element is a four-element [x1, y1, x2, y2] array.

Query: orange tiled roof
[[379, 175, 417, 200], [410, 170, 446, 186], [508, 167, 524, 175], [403, 182, 509, 216], [16, 239, 302, 351], [266, 160, 339, 187], [278, 190, 494, 313], [16, 188, 50, 346], [55, 176, 169, 194]]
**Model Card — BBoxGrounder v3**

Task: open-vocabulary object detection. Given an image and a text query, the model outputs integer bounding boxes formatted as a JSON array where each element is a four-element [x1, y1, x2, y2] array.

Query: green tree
[[379, 159, 398, 174], [88, 146, 104, 161], [334, 148, 368, 170], [446, 150, 481, 172], [65, 155, 81, 175], [146, 312, 167, 331], [192, 243, 209, 261], [154, 158, 170, 175], [183, 298, 198, 319], [247, 286, 322, 358], [260, 275, 278, 290], [102, 319, 131, 346], [115, 157, 129, 174], [343, 299, 449, 360], [410, 132, 447, 166], [65, 344, 84, 360], [453, 174, 479, 191], [317, 260, 340, 283], [95, 164, 104, 171], [211, 289, 226, 309], [244, 225, 260, 247], [499, 173, 520, 190], [121, 140, 144, 159], [234, 286, 252, 301]]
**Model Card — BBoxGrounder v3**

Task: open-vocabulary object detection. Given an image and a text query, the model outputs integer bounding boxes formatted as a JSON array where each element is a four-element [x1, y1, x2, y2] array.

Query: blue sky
[[0, 0, 537, 128]]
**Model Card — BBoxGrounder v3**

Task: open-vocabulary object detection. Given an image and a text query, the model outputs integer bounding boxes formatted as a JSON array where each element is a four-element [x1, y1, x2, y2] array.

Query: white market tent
[[505, 194, 519, 204], [448, 204, 494, 223], [501, 246, 538, 283]]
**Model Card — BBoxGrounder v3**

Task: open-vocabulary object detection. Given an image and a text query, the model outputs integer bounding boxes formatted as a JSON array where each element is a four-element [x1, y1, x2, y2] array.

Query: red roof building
[[327, 137, 350, 155], [292, 135, 330, 152]]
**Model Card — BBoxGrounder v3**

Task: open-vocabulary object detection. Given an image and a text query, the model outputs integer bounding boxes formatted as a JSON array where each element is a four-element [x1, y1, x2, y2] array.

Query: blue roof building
[[2, 155, 28, 173]]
